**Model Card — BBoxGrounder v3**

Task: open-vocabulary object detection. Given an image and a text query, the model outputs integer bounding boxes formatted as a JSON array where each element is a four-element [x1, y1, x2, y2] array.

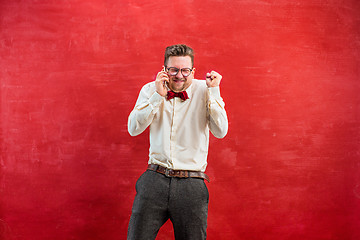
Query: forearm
[[128, 88, 164, 136], [207, 87, 228, 138]]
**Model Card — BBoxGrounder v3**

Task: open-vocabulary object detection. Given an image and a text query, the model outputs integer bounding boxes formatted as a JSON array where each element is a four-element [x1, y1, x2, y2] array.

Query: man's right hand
[[155, 68, 169, 97]]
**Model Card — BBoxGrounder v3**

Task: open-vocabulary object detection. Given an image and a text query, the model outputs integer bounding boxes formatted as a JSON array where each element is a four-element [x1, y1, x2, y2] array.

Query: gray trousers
[[127, 170, 209, 240]]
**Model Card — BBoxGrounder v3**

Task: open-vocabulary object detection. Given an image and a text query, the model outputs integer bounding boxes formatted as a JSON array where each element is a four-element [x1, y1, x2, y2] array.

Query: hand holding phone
[[155, 67, 170, 97]]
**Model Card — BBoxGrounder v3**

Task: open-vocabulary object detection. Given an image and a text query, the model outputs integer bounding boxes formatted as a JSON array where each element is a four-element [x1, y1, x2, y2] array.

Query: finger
[[211, 71, 222, 80], [208, 74, 215, 80], [162, 71, 170, 77], [157, 72, 164, 78], [162, 73, 169, 80], [160, 75, 169, 83], [157, 72, 168, 80]]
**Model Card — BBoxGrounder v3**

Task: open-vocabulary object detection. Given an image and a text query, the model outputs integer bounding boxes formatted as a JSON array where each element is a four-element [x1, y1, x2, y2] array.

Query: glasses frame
[[165, 67, 194, 77]]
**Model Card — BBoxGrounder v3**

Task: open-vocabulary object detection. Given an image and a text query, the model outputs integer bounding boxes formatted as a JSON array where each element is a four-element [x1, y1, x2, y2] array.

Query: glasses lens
[[181, 68, 192, 77], [167, 67, 179, 76]]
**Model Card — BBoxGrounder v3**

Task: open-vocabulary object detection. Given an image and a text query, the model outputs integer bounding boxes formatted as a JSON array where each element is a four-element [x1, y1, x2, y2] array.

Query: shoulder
[[135, 81, 157, 99], [188, 79, 208, 101], [141, 81, 156, 93]]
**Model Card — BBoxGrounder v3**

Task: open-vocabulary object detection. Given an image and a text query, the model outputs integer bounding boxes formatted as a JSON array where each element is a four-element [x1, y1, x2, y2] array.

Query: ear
[[192, 67, 196, 76]]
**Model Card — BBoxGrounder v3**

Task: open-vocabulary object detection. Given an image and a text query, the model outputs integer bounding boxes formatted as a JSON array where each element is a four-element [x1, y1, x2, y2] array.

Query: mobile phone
[[163, 67, 169, 88]]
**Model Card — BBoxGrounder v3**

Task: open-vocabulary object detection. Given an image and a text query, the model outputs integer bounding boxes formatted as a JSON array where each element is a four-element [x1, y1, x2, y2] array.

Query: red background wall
[[1, 0, 360, 239]]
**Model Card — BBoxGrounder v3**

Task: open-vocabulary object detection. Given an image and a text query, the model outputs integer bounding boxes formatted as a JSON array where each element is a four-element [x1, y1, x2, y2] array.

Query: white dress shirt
[[128, 79, 228, 172]]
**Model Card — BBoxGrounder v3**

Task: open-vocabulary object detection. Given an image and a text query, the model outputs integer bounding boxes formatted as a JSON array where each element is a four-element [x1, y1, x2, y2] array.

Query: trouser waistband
[[147, 164, 210, 182]]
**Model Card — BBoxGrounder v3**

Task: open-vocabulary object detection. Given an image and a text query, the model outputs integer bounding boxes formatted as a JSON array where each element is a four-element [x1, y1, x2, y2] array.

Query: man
[[127, 44, 228, 240]]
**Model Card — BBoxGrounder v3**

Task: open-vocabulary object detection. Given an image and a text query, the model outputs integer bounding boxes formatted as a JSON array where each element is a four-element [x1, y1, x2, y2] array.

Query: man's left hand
[[206, 71, 222, 88]]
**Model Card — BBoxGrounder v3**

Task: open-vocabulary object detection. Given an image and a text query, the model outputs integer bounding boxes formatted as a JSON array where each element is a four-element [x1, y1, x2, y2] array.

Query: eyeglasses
[[165, 67, 193, 77]]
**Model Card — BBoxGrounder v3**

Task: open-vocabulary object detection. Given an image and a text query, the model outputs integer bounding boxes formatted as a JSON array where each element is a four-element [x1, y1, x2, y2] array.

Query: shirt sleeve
[[128, 83, 164, 136], [207, 86, 228, 138]]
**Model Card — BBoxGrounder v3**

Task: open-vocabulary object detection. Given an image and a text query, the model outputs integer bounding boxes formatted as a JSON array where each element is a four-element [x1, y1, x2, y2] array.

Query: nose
[[175, 70, 183, 78]]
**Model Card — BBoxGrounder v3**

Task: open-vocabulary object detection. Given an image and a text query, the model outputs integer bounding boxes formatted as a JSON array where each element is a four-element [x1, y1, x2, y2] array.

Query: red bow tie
[[167, 91, 189, 101]]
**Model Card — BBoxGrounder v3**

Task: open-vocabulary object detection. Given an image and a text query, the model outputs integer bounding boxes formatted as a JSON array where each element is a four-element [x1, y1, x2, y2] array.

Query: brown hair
[[164, 44, 194, 67]]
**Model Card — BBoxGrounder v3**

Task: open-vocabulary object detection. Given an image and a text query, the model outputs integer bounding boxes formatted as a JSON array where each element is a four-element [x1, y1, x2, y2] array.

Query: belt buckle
[[164, 168, 173, 177]]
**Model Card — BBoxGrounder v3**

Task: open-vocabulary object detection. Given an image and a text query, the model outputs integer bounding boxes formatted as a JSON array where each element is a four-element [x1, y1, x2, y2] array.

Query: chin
[[170, 84, 185, 92], [171, 88, 183, 93], [170, 79, 191, 92]]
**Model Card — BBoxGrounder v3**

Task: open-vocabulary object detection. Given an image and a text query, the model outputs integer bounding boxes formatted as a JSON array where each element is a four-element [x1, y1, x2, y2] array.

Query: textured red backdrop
[[1, 0, 360, 239]]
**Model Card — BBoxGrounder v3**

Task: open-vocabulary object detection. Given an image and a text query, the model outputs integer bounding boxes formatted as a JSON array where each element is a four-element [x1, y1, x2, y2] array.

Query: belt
[[147, 164, 210, 182]]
